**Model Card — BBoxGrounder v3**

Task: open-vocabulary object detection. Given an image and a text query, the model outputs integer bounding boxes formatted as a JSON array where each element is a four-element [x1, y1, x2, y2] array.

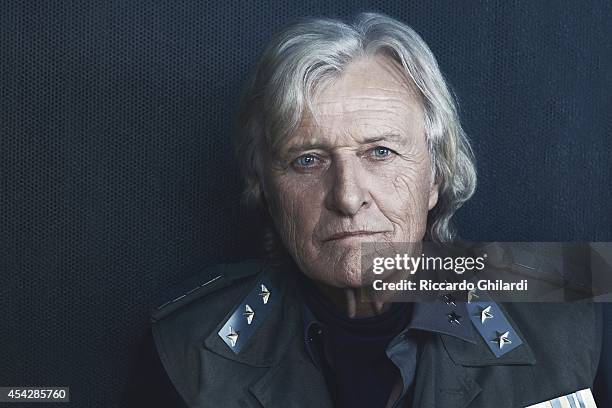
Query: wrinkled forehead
[[315, 54, 422, 104], [278, 55, 426, 153]]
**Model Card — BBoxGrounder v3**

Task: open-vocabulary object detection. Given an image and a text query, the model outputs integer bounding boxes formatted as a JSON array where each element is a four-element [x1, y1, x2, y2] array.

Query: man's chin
[[334, 267, 377, 289], [304, 266, 368, 289]]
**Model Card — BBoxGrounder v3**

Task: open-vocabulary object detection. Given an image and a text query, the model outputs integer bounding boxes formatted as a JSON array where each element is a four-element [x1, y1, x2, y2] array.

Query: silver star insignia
[[226, 326, 239, 347], [478, 305, 494, 324], [259, 284, 270, 304], [491, 331, 512, 349], [243, 304, 254, 325], [447, 311, 462, 325], [442, 294, 456, 306], [467, 289, 479, 303]]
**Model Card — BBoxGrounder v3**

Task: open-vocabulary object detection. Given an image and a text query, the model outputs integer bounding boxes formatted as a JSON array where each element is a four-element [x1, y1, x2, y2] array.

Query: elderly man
[[124, 12, 603, 408]]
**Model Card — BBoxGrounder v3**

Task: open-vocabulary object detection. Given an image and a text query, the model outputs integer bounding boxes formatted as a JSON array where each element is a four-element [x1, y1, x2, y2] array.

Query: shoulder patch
[[150, 259, 270, 322], [465, 290, 524, 358], [217, 275, 278, 353]]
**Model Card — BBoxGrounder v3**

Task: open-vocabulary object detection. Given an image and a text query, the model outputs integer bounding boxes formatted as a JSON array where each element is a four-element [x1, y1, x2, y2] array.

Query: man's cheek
[[394, 173, 430, 209], [372, 180, 425, 240], [278, 196, 312, 247]]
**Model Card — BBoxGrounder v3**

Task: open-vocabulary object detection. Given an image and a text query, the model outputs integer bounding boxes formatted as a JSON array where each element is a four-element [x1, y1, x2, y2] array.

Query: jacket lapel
[[204, 262, 536, 408], [412, 335, 482, 408], [203, 262, 334, 407], [413, 301, 536, 407], [248, 335, 334, 408], [246, 265, 334, 407], [203, 263, 298, 367]]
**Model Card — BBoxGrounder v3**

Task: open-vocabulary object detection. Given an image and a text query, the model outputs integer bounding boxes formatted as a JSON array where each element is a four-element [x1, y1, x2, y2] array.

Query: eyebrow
[[284, 132, 404, 155]]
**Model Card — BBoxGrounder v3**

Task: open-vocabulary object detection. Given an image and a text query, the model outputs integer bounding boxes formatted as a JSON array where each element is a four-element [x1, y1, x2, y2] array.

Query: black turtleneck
[[300, 275, 413, 408]]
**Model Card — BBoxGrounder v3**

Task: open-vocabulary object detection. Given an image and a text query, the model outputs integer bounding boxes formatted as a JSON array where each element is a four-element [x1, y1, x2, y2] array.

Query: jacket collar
[[298, 279, 536, 408], [202, 260, 537, 369], [203, 260, 303, 368], [201, 260, 334, 407], [390, 299, 536, 366], [203, 260, 536, 408], [409, 299, 536, 408], [439, 299, 536, 367]]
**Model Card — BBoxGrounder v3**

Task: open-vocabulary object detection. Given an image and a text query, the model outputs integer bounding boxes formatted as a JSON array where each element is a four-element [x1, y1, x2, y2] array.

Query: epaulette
[[474, 242, 593, 296], [464, 291, 525, 358], [434, 280, 527, 359], [150, 259, 270, 323], [216, 270, 279, 354]]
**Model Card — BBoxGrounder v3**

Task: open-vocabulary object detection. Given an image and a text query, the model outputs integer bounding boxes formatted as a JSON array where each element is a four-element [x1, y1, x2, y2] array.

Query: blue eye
[[372, 147, 392, 158], [294, 154, 318, 167]]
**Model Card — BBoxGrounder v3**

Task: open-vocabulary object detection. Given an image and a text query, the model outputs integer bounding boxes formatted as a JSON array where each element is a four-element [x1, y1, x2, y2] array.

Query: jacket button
[[308, 324, 323, 341]]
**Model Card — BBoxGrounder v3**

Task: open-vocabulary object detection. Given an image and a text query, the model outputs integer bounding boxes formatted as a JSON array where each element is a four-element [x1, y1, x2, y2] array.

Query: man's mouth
[[323, 231, 384, 242]]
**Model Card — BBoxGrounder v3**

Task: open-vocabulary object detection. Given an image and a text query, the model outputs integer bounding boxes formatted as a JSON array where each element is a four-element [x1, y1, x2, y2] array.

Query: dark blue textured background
[[1, 1, 610, 407]]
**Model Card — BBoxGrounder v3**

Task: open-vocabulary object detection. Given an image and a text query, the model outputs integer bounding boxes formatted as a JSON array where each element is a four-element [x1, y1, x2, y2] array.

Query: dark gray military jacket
[[150, 259, 603, 408]]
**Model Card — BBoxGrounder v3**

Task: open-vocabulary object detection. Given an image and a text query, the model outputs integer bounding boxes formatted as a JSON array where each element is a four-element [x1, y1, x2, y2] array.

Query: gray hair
[[234, 12, 477, 243]]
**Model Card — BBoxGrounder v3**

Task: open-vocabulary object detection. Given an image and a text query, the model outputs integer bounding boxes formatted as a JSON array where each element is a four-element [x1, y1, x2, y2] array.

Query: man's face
[[262, 55, 439, 288]]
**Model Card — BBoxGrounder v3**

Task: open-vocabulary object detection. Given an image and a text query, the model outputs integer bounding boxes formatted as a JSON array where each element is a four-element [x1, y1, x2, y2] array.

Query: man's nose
[[325, 158, 371, 216]]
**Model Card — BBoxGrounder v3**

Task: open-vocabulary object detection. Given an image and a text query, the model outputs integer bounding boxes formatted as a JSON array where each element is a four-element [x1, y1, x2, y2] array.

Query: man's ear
[[428, 178, 440, 210]]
